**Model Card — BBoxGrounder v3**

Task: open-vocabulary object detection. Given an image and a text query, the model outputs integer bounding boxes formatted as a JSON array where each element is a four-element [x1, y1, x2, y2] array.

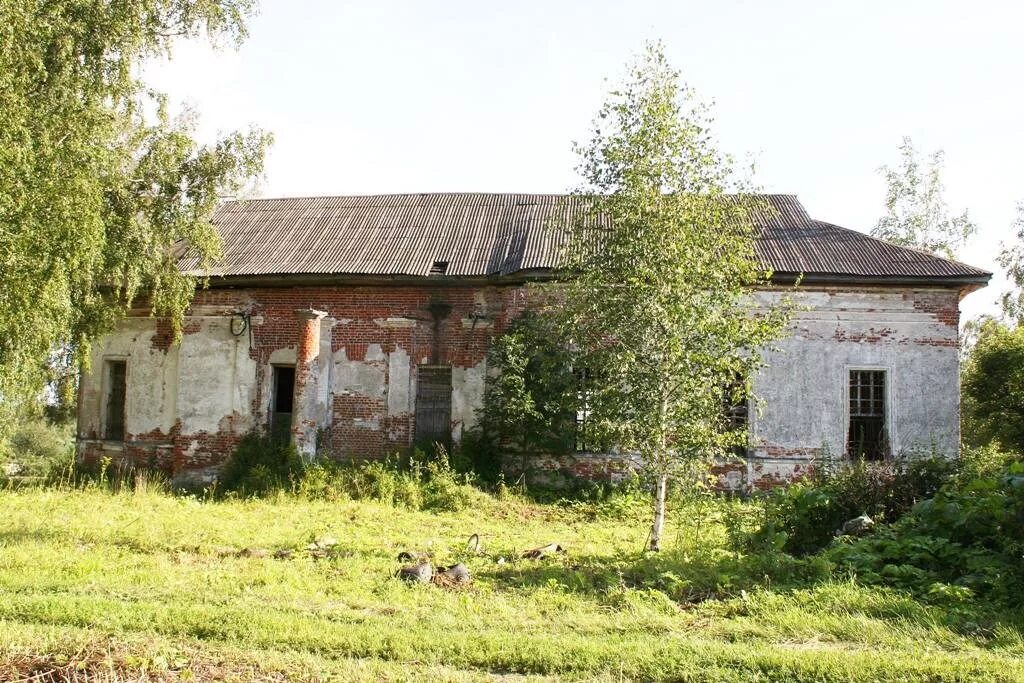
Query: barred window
[[104, 360, 127, 441], [848, 370, 888, 460]]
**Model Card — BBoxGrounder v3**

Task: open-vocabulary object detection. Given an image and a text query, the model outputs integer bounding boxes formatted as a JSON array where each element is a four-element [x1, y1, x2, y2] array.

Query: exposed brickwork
[[506, 452, 640, 485], [912, 289, 960, 328], [150, 319, 175, 351], [85, 283, 525, 476]]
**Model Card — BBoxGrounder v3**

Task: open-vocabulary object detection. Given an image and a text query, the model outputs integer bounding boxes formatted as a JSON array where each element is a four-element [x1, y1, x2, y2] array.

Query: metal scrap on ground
[[521, 543, 565, 559]]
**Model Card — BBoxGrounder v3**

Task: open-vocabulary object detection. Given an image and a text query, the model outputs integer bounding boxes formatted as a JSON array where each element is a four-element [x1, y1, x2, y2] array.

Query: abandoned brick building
[[76, 193, 990, 487]]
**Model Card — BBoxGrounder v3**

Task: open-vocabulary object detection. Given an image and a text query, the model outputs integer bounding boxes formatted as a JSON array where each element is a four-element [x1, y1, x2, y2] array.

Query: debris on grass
[[522, 543, 565, 559], [432, 563, 471, 587], [397, 562, 433, 583]]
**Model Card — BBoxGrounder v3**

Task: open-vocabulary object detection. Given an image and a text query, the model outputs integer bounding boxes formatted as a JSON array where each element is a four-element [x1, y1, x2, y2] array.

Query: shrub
[[218, 433, 304, 496], [2, 419, 74, 480], [751, 456, 957, 555], [293, 447, 480, 512], [827, 459, 1024, 605], [452, 427, 503, 484]]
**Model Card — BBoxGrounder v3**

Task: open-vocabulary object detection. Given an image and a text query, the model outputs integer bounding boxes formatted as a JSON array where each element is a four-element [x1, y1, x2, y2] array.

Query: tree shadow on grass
[[483, 547, 1024, 645], [0, 527, 65, 546], [487, 545, 823, 600]]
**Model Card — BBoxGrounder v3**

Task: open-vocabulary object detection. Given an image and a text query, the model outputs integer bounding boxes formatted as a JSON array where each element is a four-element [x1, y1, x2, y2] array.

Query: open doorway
[[270, 365, 295, 442]]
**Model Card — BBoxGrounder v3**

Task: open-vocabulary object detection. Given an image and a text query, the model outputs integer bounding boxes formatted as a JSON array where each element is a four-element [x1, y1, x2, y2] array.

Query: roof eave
[[768, 271, 992, 288], [195, 269, 990, 290]]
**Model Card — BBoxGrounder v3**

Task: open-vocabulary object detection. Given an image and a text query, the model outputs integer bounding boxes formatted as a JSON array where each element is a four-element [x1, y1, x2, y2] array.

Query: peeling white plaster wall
[[79, 286, 967, 482], [175, 318, 258, 435], [79, 318, 179, 439], [749, 288, 960, 475], [452, 358, 486, 442], [316, 319, 335, 426], [386, 347, 411, 417], [332, 345, 386, 398]]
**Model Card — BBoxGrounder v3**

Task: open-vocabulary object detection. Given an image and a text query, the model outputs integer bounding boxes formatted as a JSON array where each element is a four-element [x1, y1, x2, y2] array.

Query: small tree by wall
[[555, 42, 791, 551]]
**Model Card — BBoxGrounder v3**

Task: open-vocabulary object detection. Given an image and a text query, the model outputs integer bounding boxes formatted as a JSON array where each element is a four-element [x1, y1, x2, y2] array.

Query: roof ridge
[[219, 191, 803, 205]]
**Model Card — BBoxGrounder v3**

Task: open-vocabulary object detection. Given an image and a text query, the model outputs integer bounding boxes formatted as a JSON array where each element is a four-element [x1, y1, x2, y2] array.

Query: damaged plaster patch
[[353, 417, 381, 430], [375, 317, 417, 328], [332, 347, 385, 397], [452, 358, 486, 440], [365, 343, 386, 362], [176, 318, 258, 434], [387, 347, 411, 416], [269, 347, 297, 366]]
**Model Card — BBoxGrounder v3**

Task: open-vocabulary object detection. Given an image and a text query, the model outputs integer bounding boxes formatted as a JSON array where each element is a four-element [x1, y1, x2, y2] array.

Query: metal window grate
[[848, 370, 887, 460], [415, 366, 452, 445]]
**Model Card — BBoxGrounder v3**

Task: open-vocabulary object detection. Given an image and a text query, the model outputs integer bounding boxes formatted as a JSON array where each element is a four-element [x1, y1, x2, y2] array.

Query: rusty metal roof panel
[[181, 193, 990, 283]]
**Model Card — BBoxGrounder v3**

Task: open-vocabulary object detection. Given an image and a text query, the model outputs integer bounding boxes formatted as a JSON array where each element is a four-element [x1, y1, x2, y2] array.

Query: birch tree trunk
[[649, 472, 668, 551]]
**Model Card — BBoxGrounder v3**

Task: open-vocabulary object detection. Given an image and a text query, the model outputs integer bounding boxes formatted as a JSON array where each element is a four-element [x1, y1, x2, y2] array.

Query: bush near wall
[[750, 455, 958, 555], [217, 433, 305, 496], [1, 418, 74, 480], [827, 457, 1024, 606], [218, 434, 482, 512]]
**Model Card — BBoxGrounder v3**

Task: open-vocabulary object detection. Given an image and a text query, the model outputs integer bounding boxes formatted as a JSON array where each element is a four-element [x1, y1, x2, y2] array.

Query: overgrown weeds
[[827, 458, 1024, 607], [2, 452, 1023, 679], [749, 454, 959, 555], [295, 448, 485, 512]]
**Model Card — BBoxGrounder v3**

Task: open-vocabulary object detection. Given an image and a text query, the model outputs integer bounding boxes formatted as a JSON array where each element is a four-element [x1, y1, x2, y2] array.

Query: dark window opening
[[415, 365, 452, 445], [723, 378, 749, 458], [848, 370, 888, 460], [575, 368, 592, 452], [429, 260, 449, 276], [104, 360, 127, 441], [270, 365, 295, 443]]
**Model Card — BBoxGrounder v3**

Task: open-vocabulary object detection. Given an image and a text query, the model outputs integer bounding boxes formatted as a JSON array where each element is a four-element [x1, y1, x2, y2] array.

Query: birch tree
[[996, 202, 1024, 324], [0, 0, 271, 430], [871, 137, 976, 259], [559, 43, 790, 551]]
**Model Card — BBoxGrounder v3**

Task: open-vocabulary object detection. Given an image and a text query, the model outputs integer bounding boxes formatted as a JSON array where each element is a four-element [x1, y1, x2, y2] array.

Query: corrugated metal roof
[[180, 193, 990, 283]]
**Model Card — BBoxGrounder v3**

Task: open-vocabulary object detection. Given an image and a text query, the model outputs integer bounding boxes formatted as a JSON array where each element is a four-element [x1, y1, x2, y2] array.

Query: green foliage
[[555, 42, 792, 549], [477, 310, 580, 460], [751, 456, 957, 555], [871, 136, 976, 258], [828, 460, 1024, 606], [451, 427, 503, 484], [0, 0, 271, 432], [1, 418, 74, 479], [962, 321, 1024, 451], [218, 433, 304, 496]]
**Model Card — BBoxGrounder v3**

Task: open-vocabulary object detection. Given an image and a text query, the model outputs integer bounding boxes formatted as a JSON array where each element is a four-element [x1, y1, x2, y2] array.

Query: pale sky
[[145, 0, 1024, 320]]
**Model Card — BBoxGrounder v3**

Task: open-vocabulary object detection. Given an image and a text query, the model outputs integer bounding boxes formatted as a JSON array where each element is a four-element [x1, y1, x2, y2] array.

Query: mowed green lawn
[[1, 486, 1023, 681]]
